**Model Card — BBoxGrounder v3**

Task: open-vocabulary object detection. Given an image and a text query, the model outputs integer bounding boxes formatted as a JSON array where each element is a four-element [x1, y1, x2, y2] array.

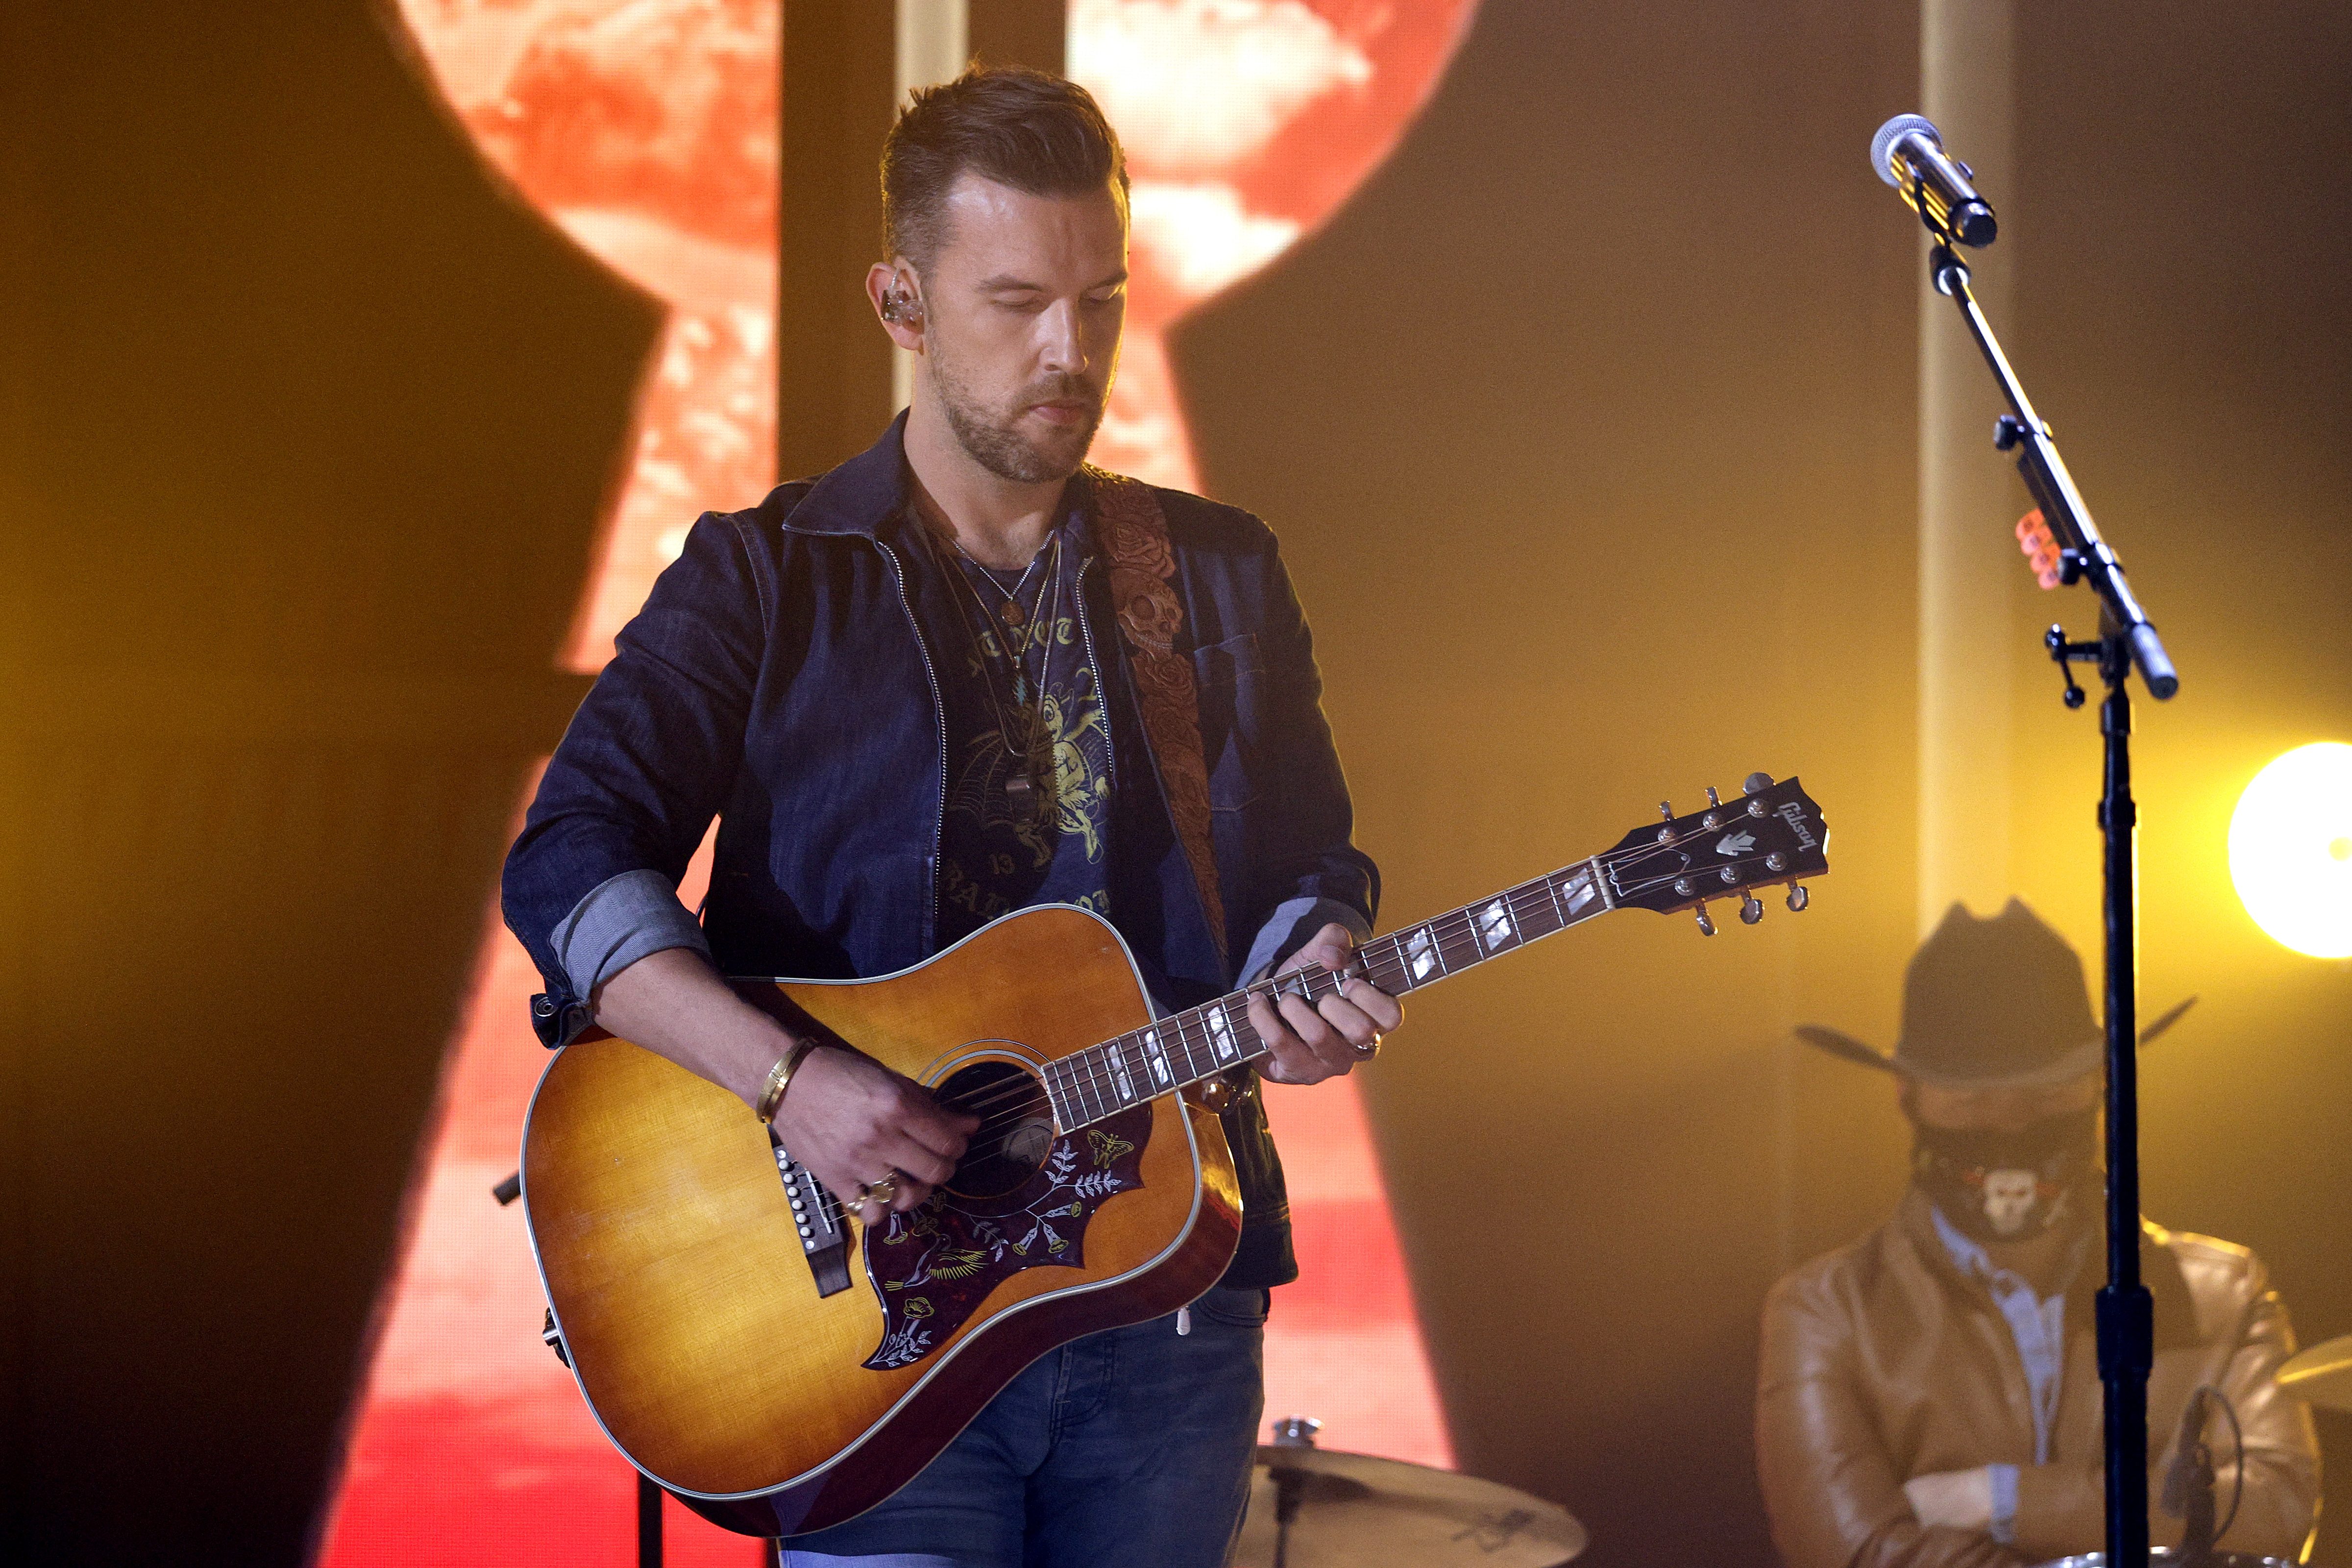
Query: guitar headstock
[[1600, 773, 1829, 933]]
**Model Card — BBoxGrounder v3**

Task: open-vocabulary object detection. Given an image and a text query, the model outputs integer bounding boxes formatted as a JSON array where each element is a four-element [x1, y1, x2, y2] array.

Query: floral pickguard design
[[861, 1105, 1153, 1371]]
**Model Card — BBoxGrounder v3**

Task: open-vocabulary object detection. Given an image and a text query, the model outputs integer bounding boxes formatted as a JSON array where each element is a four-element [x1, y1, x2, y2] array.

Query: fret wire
[[1045, 1054, 1075, 1126], [1139, 1022, 1177, 1094], [1165, 1012, 1200, 1082], [1089, 1039, 1117, 1113], [1070, 1052, 1099, 1113], [1083, 1043, 1114, 1120], [1185, 1006, 1219, 1077], [1225, 995, 1266, 1062], [1052, 1056, 1075, 1127], [1039, 1060, 1062, 1126], [1050, 856, 1644, 1128], [1518, 881, 1558, 938], [1124, 1034, 1152, 1100], [1102, 1035, 1124, 1104], [1193, 1002, 1229, 1077]]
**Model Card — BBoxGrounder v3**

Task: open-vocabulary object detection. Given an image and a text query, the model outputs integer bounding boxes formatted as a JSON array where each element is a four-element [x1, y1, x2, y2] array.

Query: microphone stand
[[1913, 185, 2181, 1568]]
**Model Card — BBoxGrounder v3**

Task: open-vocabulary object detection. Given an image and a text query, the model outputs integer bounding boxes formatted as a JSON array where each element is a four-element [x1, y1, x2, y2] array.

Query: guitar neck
[[1042, 857, 1618, 1132]]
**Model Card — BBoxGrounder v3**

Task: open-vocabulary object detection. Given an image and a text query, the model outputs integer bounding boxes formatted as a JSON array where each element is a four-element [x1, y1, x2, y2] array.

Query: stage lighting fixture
[[2229, 742, 2352, 959]]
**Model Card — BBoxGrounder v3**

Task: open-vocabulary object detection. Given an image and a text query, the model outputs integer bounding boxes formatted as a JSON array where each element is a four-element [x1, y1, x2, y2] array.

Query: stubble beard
[[928, 334, 1107, 485]]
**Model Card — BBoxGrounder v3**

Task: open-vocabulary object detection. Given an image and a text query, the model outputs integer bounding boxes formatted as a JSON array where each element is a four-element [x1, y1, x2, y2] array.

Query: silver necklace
[[930, 526, 1065, 801]]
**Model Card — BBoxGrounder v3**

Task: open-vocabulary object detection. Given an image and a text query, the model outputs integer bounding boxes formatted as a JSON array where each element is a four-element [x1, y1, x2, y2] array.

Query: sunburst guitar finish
[[521, 776, 1832, 1539], [522, 906, 1242, 1537]]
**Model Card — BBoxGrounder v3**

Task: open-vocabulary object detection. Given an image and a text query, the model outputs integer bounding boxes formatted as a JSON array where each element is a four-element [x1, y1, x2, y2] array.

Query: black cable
[[2210, 1385, 2245, 1545]]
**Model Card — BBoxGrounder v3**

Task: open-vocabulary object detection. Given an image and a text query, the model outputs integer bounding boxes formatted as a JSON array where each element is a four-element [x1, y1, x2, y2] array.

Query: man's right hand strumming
[[589, 947, 977, 1225]]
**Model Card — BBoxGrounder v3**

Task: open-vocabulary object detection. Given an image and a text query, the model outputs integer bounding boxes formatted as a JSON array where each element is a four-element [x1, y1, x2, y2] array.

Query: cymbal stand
[[1265, 1416, 1323, 1568]]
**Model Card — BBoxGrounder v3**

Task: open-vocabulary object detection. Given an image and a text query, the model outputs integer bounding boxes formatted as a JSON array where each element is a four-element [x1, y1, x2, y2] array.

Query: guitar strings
[[925, 818, 1814, 1143], [943, 835, 1749, 1135], [943, 875, 1572, 1151]]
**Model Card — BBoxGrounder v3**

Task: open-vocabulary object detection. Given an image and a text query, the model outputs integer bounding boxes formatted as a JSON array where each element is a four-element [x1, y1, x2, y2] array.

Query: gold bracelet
[[755, 1040, 819, 1125]]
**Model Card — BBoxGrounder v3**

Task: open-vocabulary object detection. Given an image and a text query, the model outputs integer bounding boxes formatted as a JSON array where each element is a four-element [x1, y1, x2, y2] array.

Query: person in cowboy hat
[[1754, 900, 2319, 1568]]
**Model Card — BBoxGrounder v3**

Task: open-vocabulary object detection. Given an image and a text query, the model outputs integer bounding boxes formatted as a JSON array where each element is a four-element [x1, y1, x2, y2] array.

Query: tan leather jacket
[[1757, 1188, 2319, 1568]]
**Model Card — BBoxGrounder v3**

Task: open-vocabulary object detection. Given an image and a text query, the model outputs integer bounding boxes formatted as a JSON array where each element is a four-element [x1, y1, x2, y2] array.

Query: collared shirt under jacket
[[501, 416, 1380, 1287], [1756, 1185, 2320, 1568]]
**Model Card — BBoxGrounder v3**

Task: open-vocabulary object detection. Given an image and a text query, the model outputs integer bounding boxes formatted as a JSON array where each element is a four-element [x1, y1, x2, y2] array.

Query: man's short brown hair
[[882, 66, 1128, 273]]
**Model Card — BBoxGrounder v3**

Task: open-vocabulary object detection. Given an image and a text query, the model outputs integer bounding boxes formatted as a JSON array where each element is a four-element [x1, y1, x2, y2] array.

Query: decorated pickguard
[[861, 1105, 1153, 1371]]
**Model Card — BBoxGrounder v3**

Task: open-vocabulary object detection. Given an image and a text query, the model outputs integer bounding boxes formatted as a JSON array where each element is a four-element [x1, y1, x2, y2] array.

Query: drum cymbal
[[1232, 1445, 1586, 1568], [2278, 1333, 2352, 1414]]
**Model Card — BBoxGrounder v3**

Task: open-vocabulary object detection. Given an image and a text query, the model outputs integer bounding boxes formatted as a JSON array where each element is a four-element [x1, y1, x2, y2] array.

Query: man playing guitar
[[502, 66, 1401, 1567]]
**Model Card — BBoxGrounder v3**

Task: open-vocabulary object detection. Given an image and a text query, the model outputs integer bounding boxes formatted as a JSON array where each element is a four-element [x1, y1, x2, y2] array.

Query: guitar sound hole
[[935, 1059, 1054, 1200]]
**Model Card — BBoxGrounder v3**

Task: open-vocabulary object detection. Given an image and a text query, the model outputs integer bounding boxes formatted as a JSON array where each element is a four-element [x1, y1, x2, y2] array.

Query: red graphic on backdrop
[[319, 6, 1474, 1561]]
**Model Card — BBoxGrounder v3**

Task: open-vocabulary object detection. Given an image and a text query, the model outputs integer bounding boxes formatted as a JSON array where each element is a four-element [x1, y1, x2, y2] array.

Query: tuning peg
[[1740, 893, 1764, 925], [1658, 800, 1674, 821], [1785, 883, 1810, 912], [1743, 772, 1774, 795], [1705, 785, 1721, 807], [1694, 903, 1717, 936]]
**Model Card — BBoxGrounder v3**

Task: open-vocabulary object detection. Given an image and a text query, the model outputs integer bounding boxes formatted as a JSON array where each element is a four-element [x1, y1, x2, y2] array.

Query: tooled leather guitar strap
[[1085, 467, 1229, 970]]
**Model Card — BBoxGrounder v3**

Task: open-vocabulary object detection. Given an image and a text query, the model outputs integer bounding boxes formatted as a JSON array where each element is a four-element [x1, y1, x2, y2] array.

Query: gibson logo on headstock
[[1776, 802, 1820, 851]]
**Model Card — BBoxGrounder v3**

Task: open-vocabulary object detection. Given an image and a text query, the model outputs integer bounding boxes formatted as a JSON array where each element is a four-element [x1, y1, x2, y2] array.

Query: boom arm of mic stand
[[1929, 245, 2180, 698]]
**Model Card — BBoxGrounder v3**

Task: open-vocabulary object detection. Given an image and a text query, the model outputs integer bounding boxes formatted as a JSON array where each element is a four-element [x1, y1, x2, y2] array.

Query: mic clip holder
[[1907, 166, 1996, 252], [2046, 624, 2117, 711]]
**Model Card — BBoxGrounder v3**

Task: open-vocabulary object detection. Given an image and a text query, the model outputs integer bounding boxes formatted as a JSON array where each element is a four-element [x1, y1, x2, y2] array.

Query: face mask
[[1912, 1107, 2100, 1247]]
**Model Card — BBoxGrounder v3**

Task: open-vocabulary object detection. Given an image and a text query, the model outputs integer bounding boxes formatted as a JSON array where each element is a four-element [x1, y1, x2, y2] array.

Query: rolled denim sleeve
[[503, 513, 766, 1039], [550, 868, 713, 1001], [1240, 895, 1372, 984]]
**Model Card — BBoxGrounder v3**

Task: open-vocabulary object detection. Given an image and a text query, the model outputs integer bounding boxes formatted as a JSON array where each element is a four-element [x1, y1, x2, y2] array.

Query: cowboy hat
[[1796, 899, 2195, 1089]]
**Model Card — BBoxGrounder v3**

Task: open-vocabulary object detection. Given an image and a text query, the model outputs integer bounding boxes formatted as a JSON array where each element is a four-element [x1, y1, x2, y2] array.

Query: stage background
[[4, 3, 2348, 1565]]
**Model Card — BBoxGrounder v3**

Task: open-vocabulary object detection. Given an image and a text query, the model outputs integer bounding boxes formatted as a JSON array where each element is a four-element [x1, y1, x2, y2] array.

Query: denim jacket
[[501, 417, 1378, 1286]]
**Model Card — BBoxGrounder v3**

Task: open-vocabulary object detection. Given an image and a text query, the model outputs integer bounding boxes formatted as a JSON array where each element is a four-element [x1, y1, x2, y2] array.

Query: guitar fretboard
[[1040, 858, 1617, 1131]]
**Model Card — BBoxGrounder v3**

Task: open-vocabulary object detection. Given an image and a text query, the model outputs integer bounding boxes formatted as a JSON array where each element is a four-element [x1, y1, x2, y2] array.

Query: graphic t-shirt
[[914, 509, 1114, 948]]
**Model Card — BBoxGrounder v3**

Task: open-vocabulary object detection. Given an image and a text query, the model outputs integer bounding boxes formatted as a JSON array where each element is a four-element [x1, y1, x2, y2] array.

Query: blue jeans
[[778, 1286, 1270, 1568]]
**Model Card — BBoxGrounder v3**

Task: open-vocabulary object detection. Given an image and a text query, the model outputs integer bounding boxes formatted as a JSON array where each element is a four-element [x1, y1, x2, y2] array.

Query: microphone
[[1870, 114, 1999, 247]]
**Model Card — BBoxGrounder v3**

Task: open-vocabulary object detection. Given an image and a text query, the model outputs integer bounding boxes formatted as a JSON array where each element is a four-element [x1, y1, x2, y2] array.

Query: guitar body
[[522, 905, 1243, 1537]]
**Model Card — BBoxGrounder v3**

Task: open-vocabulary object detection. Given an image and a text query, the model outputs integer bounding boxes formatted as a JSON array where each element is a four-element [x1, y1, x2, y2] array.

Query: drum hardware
[[2276, 1333, 2352, 1415], [1235, 1417, 1586, 1568], [2032, 1553, 2291, 1568]]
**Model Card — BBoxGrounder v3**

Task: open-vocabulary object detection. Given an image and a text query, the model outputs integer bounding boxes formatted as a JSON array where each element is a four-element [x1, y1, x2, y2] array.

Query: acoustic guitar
[[521, 772, 1830, 1536]]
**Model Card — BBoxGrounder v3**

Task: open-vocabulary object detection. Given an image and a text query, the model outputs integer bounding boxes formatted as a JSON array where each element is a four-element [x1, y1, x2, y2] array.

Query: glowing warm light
[[2230, 742, 2352, 959], [1073, 0, 1480, 489]]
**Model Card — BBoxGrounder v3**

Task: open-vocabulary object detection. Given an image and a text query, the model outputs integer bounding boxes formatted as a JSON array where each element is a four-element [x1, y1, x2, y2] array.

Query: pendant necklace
[[930, 524, 1064, 803]]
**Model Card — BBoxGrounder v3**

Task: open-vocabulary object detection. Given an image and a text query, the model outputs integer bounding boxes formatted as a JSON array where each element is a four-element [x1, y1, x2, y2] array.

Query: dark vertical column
[[970, 0, 1066, 74], [775, 1, 1064, 483], [0, 3, 659, 1563], [2098, 665, 2151, 1566], [778, 2, 897, 481]]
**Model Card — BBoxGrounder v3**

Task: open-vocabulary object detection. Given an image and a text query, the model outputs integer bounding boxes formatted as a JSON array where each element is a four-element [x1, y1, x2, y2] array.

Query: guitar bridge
[[775, 1138, 852, 1298]]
